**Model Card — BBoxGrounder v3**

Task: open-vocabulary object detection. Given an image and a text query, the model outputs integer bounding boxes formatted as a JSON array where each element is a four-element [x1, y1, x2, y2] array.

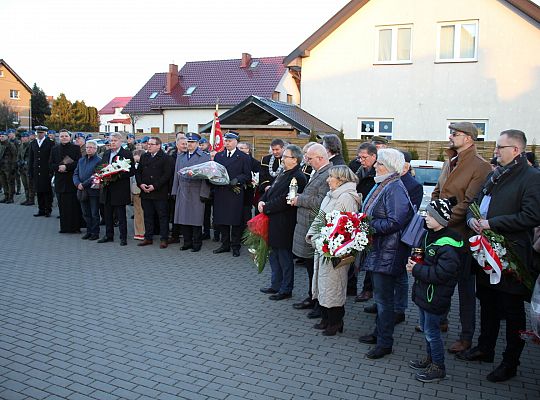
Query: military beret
[[6, 128, 16, 134], [371, 135, 389, 145], [85, 134, 93, 140], [21, 132, 30, 138], [199, 137, 208, 144], [127, 134, 135, 139], [141, 136, 150, 143], [75, 132, 85, 138], [186, 132, 201, 142], [224, 132, 239, 140], [448, 122, 478, 140], [0, 131, 7, 136]]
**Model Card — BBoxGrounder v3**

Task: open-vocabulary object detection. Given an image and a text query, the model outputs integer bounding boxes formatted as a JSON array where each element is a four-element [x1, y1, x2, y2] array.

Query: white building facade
[[286, 0, 540, 142]]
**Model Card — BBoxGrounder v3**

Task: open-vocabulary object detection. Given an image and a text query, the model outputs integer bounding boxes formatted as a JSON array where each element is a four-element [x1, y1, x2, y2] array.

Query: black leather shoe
[[97, 237, 113, 243], [307, 307, 322, 319], [81, 233, 91, 240], [364, 304, 378, 314], [33, 212, 46, 217], [191, 247, 201, 252], [269, 293, 292, 301], [366, 347, 392, 359], [45, 213, 51, 217], [88, 235, 99, 241], [293, 298, 315, 310], [120, 240, 127, 246], [232, 249, 240, 257], [180, 244, 193, 251], [201, 233, 211, 240], [455, 346, 494, 363], [358, 334, 377, 344], [486, 362, 517, 382], [394, 313, 405, 325], [260, 287, 278, 294], [213, 246, 230, 254]]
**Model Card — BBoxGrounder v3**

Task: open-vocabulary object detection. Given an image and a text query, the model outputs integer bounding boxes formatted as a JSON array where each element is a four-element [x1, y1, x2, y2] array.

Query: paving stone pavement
[[1, 200, 539, 400]]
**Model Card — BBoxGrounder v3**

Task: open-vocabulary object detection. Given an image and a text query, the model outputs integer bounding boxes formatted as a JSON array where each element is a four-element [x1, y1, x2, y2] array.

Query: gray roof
[[199, 95, 339, 135]]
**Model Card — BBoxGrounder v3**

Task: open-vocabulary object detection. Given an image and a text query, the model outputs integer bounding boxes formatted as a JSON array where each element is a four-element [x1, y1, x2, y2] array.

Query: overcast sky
[[3, 0, 539, 110], [2, 0, 349, 109]]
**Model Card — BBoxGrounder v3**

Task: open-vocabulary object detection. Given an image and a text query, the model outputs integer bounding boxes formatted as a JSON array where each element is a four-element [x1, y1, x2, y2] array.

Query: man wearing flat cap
[[371, 135, 389, 150], [212, 131, 251, 257], [431, 121, 491, 353], [28, 126, 55, 216]]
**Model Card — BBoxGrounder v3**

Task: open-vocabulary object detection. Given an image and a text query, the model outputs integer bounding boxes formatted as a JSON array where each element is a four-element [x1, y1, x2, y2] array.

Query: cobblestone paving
[[1, 201, 539, 400]]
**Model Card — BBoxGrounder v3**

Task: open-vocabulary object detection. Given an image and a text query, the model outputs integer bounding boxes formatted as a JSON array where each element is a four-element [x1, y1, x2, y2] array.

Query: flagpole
[[210, 101, 219, 148]]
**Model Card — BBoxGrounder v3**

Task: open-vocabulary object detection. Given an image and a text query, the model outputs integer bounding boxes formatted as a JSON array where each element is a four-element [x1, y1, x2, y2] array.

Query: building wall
[[0, 64, 32, 130], [274, 73, 301, 105], [99, 107, 133, 133], [299, 0, 540, 142], [134, 108, 231, 133]]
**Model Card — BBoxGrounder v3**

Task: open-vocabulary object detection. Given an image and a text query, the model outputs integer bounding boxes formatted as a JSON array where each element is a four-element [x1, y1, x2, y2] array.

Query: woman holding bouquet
[[306, 165, 361, 336], [258, 145, 306, 300], [358, 148, 412, 359]]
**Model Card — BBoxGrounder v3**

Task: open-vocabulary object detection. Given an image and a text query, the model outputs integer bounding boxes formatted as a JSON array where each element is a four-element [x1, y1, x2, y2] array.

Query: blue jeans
[[80, 196, 100, 236], [372, 272, 397, 349], [394, 270, 408, 314], [269, 248, 294, 294], [419, 307, 445, 368]]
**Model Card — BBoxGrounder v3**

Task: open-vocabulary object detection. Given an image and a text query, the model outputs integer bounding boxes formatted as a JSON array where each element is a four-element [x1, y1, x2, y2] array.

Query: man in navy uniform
[[212, 132, 251, 257], [28, 126, 55, 216]]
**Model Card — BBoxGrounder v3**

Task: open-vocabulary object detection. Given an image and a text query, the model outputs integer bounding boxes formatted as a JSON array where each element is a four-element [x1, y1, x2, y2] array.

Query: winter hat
[[425, 197, 457, 227]]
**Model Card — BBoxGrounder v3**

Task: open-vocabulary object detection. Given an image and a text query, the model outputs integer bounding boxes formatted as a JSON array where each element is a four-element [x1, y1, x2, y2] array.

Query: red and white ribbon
[[469, 235, 503, 285]]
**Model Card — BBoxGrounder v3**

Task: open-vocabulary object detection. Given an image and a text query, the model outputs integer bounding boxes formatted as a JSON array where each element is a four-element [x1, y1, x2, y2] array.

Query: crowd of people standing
[[1, 124, 540, 385]]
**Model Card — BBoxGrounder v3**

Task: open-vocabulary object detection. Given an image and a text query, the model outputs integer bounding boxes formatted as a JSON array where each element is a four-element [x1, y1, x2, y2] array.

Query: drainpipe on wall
[[161, 108, 165, 133]]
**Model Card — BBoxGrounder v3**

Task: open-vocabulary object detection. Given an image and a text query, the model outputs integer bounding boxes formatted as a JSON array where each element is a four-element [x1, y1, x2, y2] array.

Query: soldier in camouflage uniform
[[17, 132, 35, 205], [0, 131, 18, 203], [7, 131, 21, 195]]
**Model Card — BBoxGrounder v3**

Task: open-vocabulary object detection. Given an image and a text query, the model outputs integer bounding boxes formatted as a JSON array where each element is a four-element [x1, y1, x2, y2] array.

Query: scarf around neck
[[483, 152, 526, 196], [363, 172, 400, 214]]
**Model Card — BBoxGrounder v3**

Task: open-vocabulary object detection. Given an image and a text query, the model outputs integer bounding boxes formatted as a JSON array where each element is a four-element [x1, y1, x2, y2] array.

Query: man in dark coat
[[258, 138, 284, 195], [50, 129, 82, 233], [212, 132, 252, 257], [98, 132, 135, 246], [459, 130, 540, 383], [135, 136, 172, 249], [28, 126, 55, 217], [322, 134, 345, 166], [17, 132, 34, 205], [259, 144, 307, 300], [0, 131, 17, 203]]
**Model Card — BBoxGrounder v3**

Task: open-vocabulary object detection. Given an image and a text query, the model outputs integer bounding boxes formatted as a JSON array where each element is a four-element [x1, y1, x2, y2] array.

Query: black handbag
[[400, 196, 425, 248]]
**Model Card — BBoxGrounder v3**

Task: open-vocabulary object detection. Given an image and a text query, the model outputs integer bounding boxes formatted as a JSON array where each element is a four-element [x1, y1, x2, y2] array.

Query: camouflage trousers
[[19, 168, 34, 201], [0, 166, 15, 200]]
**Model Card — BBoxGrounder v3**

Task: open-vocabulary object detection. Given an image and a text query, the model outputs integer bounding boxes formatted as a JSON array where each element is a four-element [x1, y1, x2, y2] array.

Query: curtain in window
[[378, 29, 392, 61], [397, 28, 411, 61], [460, 24, 476, 58], [439, 25, 454, 59]]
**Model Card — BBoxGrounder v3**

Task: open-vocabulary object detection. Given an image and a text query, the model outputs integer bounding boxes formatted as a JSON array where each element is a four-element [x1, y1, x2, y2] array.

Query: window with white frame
[[447, 119, 487, 141], [10, 89, 20, 99], [358, 118, 394, 140], [0, 69, 4, 77], [437, 20, 478, 62], [376, 24, 412, 63]]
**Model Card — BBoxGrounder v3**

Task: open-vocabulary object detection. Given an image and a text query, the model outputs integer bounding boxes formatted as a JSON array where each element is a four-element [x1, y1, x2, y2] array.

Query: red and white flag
[[210, 104, 224, 152]]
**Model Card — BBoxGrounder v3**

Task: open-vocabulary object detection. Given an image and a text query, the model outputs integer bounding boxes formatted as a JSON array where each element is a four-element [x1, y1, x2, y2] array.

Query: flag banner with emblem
[[210, 104, 224, 152]]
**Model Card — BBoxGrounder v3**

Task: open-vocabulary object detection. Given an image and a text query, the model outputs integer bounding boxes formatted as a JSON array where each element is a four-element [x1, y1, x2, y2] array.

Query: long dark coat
[[135, 149, 172, 200], [171, 148, 211, 226], [467, 158, 540, 297], [99, 147, 135, 206], [50, 143, 81, 193], [213, 149, 252, 226], [261, 165, 307, 249], [28, 138, 55, 192]]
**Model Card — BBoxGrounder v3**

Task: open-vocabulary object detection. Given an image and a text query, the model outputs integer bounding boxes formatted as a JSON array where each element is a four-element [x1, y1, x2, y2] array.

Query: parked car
[[410, 160, 444, 210]]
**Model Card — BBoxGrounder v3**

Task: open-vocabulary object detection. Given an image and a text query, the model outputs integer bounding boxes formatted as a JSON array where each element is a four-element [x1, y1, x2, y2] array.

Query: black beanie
[[425, 197, 457, 227]]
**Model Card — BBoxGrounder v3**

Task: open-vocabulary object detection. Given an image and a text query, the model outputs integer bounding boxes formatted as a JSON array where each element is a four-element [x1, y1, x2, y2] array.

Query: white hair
[[109, 132, 123, 140], [377, 148, 405, 173], [86, 140, 98, 148]]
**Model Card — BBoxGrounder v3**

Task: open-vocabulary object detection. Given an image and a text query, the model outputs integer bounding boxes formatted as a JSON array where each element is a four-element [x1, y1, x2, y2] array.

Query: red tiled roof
[[107, 118, 131, 124], [122, 56, 286, 114], [99, 97, 133, 115]]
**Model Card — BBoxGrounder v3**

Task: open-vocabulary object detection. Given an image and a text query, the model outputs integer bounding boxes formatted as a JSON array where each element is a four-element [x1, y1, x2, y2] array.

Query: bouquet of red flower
[[314, 210, 371, 268], [242, 213, 270, 273], [91, 157, 131, 188]]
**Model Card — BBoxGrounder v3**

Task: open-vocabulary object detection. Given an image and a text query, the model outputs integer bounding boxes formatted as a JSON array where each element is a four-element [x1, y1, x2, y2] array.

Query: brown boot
[[448, 339, 471, 354], [137, 239, 153, 247]]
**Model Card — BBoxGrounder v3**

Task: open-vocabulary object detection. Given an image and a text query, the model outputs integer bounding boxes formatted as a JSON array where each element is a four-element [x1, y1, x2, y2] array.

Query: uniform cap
[[186, 132, 201, 142], [224, 132, 239, 140]]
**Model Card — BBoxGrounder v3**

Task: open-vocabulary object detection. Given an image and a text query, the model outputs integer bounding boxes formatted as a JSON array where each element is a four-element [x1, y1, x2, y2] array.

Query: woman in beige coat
[[307, 165, 361, 336]]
